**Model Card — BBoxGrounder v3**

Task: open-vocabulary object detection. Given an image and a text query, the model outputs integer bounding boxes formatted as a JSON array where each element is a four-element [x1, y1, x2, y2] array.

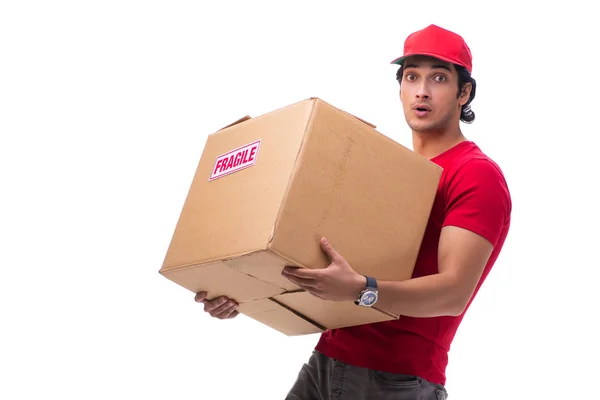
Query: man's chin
[[407, 121, 440, 133]]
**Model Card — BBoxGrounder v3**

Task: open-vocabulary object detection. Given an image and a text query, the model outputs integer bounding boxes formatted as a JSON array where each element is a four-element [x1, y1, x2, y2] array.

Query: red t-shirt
[[314, 141, 512, 385]]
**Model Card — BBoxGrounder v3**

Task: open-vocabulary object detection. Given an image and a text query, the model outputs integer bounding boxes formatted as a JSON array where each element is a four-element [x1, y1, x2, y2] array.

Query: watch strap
[[365, 276, 377, 289]]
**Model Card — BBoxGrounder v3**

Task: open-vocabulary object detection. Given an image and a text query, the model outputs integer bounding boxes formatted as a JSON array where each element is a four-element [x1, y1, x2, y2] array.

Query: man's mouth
[[413, 104, 431, 112]]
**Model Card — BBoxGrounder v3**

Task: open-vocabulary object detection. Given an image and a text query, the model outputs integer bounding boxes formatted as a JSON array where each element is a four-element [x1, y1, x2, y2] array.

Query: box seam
[[267, 98, 318, 246], [160, 248, 269, 274], [268, 248, 308, 269], [268, 297, 326, 331], [161, 254, 284, 302]]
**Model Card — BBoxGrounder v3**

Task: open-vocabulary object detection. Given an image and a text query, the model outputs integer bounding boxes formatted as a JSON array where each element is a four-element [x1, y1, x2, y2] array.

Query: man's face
[[399, 56, 469, 134]]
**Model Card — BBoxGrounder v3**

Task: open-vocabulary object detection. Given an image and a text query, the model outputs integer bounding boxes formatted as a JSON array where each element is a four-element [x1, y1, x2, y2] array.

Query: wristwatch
[[355, 276, 378, 307]]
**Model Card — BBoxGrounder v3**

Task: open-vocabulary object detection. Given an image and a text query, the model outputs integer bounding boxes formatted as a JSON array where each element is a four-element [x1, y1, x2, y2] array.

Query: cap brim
[[390, 52, 465, 69], [390, 56, 407, 65]]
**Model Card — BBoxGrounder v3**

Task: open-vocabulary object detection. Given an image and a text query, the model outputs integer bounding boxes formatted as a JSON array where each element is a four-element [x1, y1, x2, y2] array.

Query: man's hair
[[395, 64, 477, 123]]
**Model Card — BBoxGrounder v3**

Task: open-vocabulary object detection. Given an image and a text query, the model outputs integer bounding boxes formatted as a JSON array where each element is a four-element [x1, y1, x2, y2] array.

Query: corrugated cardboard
[[160, 97, 442, 336]]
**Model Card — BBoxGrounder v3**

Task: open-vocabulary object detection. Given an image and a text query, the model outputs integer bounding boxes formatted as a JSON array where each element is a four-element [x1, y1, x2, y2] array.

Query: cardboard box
[[160, 97, 442, 336]]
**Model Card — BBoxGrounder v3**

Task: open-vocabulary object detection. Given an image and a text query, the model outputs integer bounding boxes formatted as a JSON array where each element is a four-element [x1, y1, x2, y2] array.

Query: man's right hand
[[195, 291, 239, 320]]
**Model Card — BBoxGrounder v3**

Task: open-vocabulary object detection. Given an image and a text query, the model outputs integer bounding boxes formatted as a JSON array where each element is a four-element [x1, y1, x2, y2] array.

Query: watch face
[[361, 291, 377, 306]]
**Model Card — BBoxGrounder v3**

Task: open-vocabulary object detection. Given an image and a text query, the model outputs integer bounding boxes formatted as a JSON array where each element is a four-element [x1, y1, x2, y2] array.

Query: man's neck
[[412, 129, 467, 159]]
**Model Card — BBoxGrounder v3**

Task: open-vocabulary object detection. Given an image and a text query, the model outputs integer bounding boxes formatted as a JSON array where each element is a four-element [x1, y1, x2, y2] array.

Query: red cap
[[391, 24, 473, 73]]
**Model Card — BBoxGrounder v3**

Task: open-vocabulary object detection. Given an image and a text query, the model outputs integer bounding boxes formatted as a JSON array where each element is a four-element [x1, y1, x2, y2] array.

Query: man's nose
[[416, 82, 430, 99]]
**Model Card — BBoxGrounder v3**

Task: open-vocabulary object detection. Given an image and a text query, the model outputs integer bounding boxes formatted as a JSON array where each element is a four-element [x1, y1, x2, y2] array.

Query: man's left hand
[[281, 237, 365, 301]]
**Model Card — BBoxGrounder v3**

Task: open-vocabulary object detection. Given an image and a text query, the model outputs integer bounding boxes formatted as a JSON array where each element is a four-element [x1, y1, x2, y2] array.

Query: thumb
[[320, 237, 341, 261], [195, 291, 207, 303]]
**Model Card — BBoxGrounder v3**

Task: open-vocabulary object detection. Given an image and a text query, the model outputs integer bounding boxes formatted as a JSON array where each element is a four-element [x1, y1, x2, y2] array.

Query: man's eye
[[434, 75, 447, 82], [405, 74, 416, 81]]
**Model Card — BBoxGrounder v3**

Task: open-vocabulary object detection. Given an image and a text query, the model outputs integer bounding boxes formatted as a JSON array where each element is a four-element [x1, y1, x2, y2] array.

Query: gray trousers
[[286, 351, 448, 400]]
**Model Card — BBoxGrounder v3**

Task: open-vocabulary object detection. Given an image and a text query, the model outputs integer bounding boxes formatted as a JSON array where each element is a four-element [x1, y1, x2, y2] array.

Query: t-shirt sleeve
[[442, 158, 511, 247]]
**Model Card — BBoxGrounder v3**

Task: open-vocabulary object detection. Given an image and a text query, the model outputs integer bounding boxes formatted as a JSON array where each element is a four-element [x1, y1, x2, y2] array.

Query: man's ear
[[459, 82, 472, 106]]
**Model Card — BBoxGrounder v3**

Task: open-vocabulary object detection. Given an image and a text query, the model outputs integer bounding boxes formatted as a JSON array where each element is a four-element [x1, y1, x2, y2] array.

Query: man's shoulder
[[439, 142, 512, 239], [440, 142, 512, 215], [445, 142, 508, 185]]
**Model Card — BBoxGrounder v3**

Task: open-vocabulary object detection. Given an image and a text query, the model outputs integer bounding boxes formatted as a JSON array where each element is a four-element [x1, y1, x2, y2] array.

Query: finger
[[304, 287, 325, 299], [287, 279, 324, 297], [220, 307, 239, 320], [207, 300, 238, 318], [202, 296, 230, 312], [282, 266, 321, 279], [320, 237, 341, 261], [283, 274, 319, 288], [195, 291, 208, 303]]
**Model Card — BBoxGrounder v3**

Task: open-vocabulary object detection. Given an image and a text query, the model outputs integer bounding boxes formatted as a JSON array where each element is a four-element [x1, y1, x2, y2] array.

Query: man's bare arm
[[375, 226, 494, 317]]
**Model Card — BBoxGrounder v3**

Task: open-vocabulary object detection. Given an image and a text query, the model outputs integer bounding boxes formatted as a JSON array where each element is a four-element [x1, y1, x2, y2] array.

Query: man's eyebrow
[[432, 64, 451, 71]]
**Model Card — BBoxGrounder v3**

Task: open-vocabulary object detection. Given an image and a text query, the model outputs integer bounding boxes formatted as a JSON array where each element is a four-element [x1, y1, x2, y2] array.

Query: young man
[[196, 24, 512, 400]]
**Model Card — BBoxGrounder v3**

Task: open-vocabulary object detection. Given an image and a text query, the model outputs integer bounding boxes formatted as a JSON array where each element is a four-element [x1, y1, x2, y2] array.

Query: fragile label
[[209, 140, 261, 181]]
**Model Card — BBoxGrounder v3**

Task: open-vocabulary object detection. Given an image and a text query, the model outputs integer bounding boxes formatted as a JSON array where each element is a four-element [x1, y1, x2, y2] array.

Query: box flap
[[225, 250, 301, 291], [160, 261, 284, 303], [218, 115, 252, 131], [238, 298, 324, 336], [345, 111, 376, 129], [309, 97, 376, 128], [273, 291, 398, 330]]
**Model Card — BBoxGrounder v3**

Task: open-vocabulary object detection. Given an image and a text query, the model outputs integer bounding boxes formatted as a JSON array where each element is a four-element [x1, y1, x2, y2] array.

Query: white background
[[1, 1, 598, 399]]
